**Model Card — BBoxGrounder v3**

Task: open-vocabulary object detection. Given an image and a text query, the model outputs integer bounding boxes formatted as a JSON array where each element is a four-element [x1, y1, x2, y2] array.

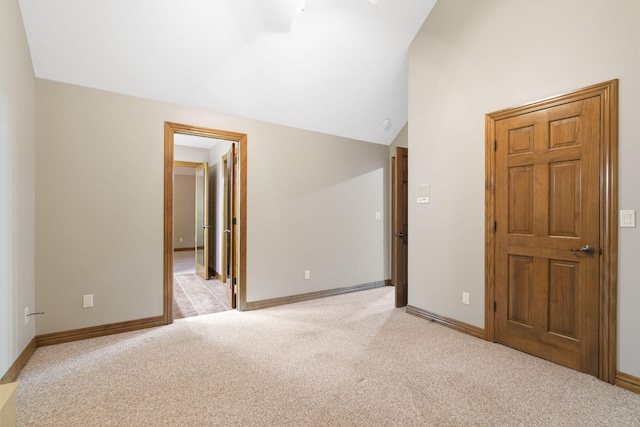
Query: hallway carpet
[[173, 249, 196, 275], [173, 273, 231, 319], [172, 249, 231, 319]]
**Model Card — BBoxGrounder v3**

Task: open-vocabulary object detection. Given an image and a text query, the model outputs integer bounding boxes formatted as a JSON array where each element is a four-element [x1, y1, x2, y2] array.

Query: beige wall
[[174, 145, 210, 164], [35, 79, 390, 334], [247, 129, 389, 301], [408, 0, 640, 377], [0, 0, 36, 376], [173, 174, 196, 250], [389, 122, 408, 153]]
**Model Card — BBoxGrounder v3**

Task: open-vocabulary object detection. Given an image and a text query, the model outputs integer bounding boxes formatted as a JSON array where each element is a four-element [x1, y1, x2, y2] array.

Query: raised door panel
[[548, 259, 580, 340], [508, 166, 534, 235], [507, 255, 533, 327], [509, 126, 534, 155], [549, 161, 581, 238]]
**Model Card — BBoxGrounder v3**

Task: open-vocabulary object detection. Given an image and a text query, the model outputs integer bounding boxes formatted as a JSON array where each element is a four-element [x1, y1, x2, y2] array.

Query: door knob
[[202, 225, 211, 229], [570, 245, 595, 255], [224, 229, 231, 233], [396, 232, 406, 238]]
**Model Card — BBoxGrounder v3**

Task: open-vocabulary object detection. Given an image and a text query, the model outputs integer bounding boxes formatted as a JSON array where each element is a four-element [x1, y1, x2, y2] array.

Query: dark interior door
[[392, 147, 408, 307]]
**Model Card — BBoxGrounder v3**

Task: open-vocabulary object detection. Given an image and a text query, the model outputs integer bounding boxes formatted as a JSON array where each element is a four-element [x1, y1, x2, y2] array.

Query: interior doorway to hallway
[[172, 157, 231, 319], [163, 122, 248, 324]]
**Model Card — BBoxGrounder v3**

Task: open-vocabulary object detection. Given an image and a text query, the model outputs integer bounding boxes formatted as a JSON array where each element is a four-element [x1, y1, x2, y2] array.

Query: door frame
[[484, 80, 618, 383], [222, 144, 237, 309], [220, 152, 230, 285], [164, 122, 248, 324], [194, 162, 210, 279]]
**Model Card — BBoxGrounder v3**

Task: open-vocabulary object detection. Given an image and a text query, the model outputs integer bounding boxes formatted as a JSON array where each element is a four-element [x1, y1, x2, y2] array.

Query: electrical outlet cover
[[83, 294, 94, 308], [462, 292, 470, 305]]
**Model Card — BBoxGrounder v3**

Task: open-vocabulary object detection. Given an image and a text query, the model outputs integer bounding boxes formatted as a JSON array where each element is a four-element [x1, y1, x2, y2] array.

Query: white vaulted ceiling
[[18, 0, 436, 145]]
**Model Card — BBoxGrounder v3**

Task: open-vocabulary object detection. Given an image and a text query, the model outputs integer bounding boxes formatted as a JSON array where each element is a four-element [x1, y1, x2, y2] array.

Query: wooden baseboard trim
[[616, 371, 640, 394], [1, 337, 37, 384], [36, 315, 167, 347], [406, 305, 486, 340], [2, 315, 168, 382], [245, 280, 389, 311]]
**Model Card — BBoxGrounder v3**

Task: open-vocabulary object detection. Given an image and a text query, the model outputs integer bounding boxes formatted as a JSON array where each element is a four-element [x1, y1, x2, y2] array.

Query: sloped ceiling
[[18, 0, 436, 145]]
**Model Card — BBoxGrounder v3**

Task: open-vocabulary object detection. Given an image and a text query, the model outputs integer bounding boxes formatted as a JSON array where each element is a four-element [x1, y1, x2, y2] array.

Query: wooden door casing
[[164, 122, 248, 321], [223, 144, 237, 309], [195, 162, 210, 280], [485, 80, 618, 382], [221, 152, 230, 285]]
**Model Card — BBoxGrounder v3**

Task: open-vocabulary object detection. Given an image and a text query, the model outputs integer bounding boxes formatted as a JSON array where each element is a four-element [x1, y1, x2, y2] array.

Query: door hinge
[[494, 140, 497, 151], [233, 278, 237, 285], [493, 301, 497, 312], [232, 217, 237, 225], [493, 221, 497, 232]]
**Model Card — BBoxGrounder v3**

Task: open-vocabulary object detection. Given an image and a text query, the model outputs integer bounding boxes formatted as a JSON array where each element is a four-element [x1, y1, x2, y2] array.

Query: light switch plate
[[417, 184, 430, 204], [620, 210, 636, 228]]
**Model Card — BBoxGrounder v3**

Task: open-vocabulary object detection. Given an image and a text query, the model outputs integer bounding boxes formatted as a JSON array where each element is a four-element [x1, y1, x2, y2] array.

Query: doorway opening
[[172, 158, 231, 319], [392, 147, 408, 307], [164, 122, 248, 324], [172, 160, 203, 276]]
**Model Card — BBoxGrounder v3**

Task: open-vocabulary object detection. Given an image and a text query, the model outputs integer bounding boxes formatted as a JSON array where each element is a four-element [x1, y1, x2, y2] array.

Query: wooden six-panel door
[[494, 96, 601, 376]]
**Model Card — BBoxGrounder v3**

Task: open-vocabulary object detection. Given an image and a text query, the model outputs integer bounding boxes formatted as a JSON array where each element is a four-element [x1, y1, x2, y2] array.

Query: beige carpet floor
[[16, 287, 640, 426], [173, 249, 196, 275]]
